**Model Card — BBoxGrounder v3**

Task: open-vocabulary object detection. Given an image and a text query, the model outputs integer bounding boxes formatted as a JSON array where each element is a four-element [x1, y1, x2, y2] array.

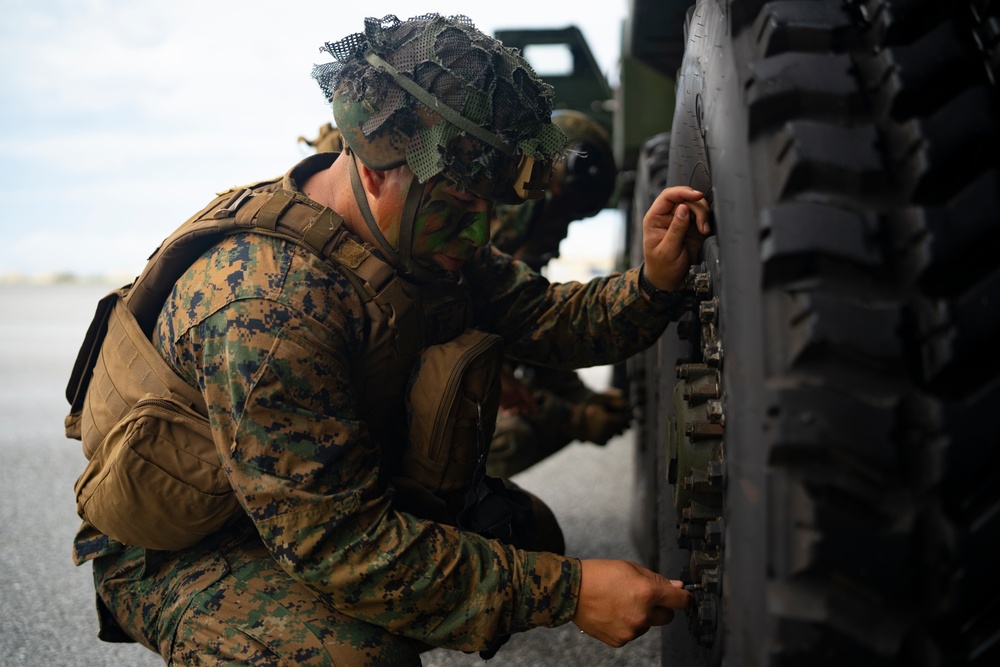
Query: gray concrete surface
[[0, 282, 680, 666]]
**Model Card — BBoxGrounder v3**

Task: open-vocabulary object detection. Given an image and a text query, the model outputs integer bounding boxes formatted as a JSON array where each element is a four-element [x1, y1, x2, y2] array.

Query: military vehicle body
[[500, 1, 1000, 665]]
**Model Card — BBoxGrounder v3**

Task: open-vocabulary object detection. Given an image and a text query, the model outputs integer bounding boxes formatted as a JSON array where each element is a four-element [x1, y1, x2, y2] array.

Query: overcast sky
[[0, 0, 628, 279]]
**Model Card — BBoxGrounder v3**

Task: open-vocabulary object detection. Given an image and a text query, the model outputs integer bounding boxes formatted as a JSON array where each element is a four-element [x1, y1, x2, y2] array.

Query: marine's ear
[[356, 160, 389, 197]]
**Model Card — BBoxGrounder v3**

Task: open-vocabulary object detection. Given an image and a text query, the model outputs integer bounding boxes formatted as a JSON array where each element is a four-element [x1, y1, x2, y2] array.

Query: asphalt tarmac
[[0, 282, 691, 666]]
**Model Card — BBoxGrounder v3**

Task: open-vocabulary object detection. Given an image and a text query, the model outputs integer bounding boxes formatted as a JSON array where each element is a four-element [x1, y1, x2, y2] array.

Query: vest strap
[[233, 191, 271, 227], [254, 189, 295, 231], [125, 182, 450, 351], [301, 208, 343, 255]]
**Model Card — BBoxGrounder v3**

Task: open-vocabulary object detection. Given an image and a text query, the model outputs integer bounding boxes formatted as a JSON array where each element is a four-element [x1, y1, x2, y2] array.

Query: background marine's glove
[[569, 388, 632, 445]]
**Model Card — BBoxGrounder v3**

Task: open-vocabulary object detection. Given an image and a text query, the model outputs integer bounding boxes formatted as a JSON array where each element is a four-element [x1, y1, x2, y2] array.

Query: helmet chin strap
[[348, 152, 429, 278]]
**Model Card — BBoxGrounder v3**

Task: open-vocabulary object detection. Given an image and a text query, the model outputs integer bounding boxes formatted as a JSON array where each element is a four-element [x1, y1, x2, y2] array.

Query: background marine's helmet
[[312, 14, 567, 204], [550, 109, 616, 219], [490, 110, 617, 270]]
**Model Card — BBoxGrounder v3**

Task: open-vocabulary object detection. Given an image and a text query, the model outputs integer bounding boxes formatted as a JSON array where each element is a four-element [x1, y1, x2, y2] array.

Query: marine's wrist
[[638, 263, 684, 307]]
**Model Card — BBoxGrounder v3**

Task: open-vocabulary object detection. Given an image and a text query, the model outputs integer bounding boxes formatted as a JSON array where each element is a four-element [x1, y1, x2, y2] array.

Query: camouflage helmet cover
[[312, 14, 568, 204]]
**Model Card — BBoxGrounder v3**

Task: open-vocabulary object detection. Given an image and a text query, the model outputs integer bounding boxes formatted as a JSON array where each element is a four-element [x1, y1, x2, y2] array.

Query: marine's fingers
[[686, 198, 712, 236], [653, 578, 695, 610], [657, 203, 692, 250], [646, 187, 703, 225]]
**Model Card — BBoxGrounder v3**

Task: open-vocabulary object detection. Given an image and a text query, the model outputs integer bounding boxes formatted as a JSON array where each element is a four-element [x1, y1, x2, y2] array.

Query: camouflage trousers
[[92, 522, 425, 666]]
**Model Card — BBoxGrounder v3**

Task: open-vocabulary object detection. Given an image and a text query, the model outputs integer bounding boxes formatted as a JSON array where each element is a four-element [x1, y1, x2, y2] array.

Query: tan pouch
[[77, 294, 207, 457], [398, 328, 503, 520], [71, 293, 242, 551], [74, 393, 243, 551]]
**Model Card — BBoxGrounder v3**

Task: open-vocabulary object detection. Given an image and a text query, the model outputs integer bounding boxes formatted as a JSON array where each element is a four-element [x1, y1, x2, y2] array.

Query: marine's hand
[[573, 559, 693, 647], [572, 389, 632, 445], [642, 186, 711, 292]]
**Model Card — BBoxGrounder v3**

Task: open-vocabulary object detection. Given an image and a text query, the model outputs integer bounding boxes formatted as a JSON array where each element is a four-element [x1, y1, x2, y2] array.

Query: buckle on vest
[[212, 188, 253, 219]]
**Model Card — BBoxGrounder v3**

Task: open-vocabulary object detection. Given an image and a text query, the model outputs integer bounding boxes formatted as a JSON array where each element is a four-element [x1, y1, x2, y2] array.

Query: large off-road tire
[[631, 1, 1000, 665]]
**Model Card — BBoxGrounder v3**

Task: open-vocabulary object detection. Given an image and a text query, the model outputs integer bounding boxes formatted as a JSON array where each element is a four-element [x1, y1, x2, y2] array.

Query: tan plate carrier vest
[[64, 175, 501, 551]]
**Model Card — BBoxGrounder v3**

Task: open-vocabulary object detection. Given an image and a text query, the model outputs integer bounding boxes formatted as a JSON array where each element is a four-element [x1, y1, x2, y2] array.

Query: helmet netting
[[312, 14, 565, 187]]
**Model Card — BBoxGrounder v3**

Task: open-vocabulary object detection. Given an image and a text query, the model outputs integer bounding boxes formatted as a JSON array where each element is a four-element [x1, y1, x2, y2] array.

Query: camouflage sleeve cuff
[[511, 552, 582, 630], [611, 266, 685, 323], [638, 262, 687, 309]]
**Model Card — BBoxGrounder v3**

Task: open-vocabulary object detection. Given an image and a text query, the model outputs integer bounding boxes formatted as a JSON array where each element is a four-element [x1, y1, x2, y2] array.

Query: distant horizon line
[[0, 253, 616, 287], [0, 272, 135, 286]]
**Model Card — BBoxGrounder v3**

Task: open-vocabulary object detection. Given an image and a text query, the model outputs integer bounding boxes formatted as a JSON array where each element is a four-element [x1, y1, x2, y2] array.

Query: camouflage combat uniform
[[72, 155, 678, 665]]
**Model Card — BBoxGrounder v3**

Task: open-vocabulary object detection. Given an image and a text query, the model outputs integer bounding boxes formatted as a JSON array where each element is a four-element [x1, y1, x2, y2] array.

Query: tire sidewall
[[668, 1, 770, 663]]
